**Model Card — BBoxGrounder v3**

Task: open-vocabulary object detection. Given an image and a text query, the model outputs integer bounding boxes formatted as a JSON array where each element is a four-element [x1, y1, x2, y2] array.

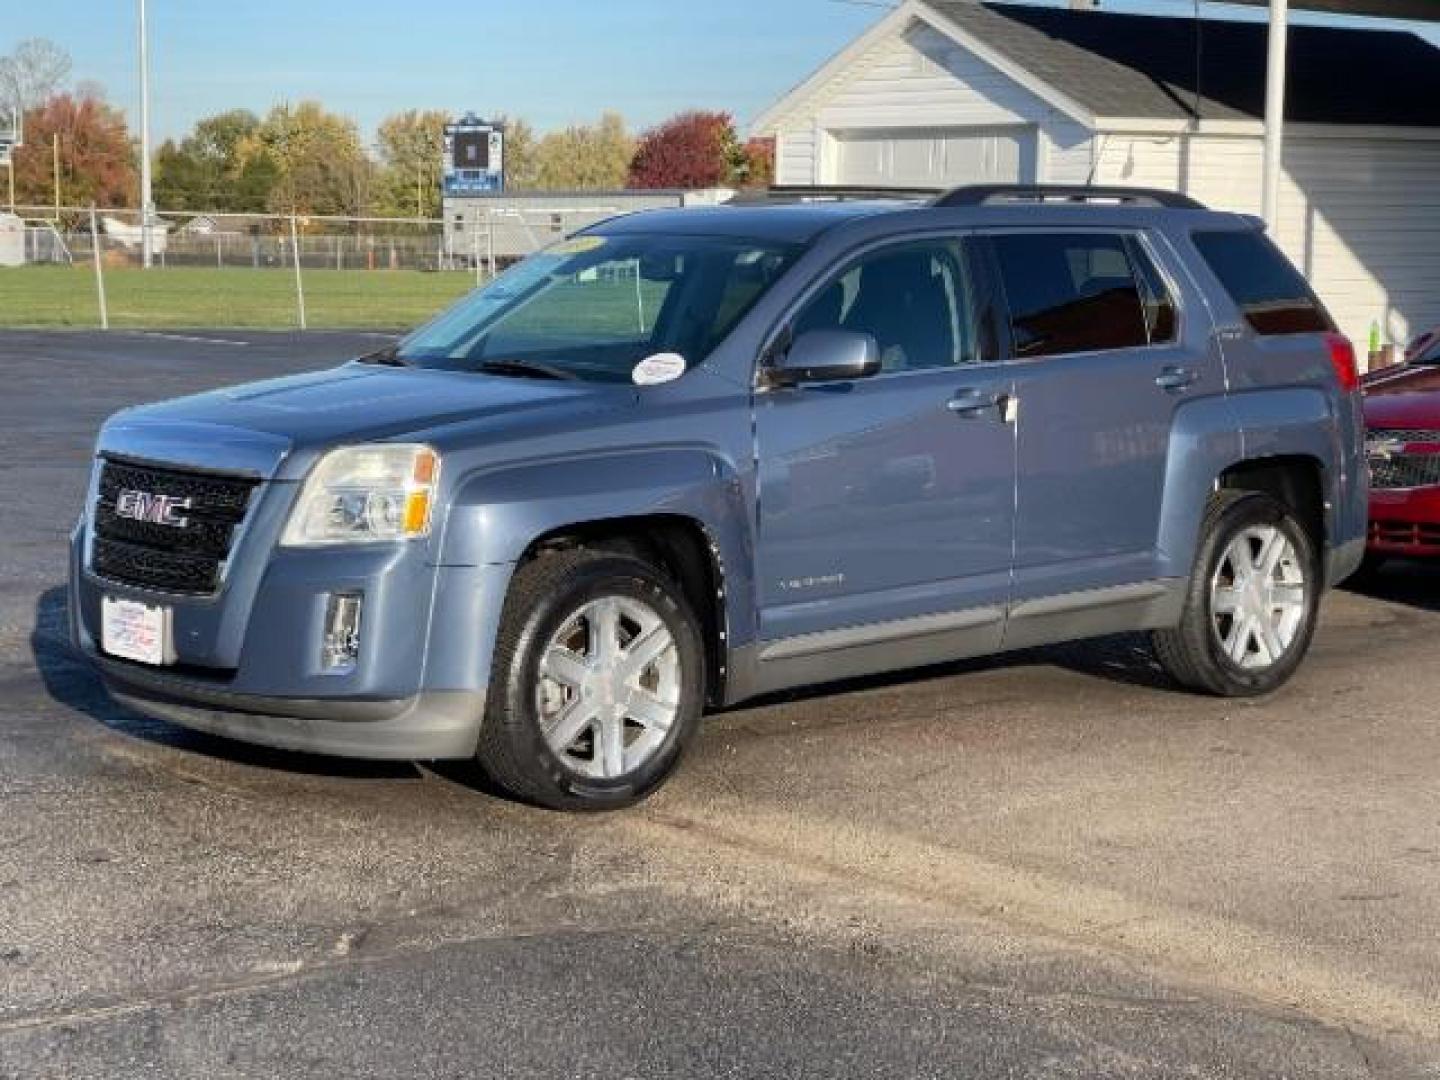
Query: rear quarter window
[[1191, 229, 1334, 336]]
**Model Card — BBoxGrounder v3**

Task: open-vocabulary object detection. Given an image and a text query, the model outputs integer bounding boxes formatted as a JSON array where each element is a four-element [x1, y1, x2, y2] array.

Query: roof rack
[[756, 184, 941, 204], [934, 184, 1206, 210]]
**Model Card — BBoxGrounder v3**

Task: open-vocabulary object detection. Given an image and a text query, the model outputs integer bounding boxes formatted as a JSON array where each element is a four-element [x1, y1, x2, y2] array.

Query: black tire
[[476, 548, 705, 812], [1152, 491, 1321, 697]]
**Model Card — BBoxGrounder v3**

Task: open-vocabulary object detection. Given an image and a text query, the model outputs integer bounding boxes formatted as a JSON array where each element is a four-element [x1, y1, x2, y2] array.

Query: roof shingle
[[926, 1, 1440, 126]]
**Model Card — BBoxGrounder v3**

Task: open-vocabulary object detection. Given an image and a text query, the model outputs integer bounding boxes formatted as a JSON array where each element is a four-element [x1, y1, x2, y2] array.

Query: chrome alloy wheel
[[1209, 525, 1308, 671], [535, 596, 682, 780]]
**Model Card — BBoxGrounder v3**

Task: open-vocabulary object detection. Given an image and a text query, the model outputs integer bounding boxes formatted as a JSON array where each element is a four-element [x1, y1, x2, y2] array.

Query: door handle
[[947, 389, 1004, 419], [1155, 366, 1198, 392]]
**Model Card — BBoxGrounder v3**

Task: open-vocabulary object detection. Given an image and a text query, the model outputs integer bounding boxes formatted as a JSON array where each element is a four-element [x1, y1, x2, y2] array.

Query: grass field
[[0, 266, 478, 330]]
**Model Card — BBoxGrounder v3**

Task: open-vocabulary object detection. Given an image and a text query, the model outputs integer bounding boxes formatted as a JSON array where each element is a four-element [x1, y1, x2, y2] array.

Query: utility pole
[[1262, 0, 1289, 234], [138, 0, 155, 268], [52, 133, 60, 221], [4, 107, 15, 212]]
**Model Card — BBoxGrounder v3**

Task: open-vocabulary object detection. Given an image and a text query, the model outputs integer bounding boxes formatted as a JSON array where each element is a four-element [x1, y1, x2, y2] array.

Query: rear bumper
[[1368, 486, 1440, 558]]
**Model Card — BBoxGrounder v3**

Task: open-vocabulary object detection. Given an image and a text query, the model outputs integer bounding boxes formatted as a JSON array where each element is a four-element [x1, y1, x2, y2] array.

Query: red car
[[1363, 334, 1440, 565]]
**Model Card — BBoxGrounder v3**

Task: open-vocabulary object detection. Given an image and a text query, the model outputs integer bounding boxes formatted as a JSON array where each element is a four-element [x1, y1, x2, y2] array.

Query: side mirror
[[769, 329, 881, 386]]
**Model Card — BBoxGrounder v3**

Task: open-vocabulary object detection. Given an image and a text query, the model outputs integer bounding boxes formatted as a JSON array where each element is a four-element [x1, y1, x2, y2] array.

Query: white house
[[753, 0, 1440, 350]]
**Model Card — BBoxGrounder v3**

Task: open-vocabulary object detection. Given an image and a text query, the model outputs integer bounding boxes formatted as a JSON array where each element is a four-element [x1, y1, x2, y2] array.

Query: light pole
[[1262, 0, 1289, 234], [138, 0, 155, 268]]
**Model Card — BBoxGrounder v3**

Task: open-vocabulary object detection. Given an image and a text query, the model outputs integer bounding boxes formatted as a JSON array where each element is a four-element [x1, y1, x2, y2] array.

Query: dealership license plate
[[101, 597, 170, 666]]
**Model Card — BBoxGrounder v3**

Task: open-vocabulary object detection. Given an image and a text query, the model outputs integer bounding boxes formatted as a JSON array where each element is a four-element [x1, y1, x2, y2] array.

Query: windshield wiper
[[359, 344, 408, 367], [476, 358, 579, 382]]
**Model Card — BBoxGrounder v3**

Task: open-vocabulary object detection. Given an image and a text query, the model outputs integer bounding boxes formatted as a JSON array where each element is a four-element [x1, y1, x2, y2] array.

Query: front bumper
[[69, 508, 514, 761], [1368, 486, 1440, 558], [99, 653, 485, 759]]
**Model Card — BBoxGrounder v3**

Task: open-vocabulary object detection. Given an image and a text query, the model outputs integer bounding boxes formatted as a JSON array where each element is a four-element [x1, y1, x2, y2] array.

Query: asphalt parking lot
[[1, 329, 1438, 1078]]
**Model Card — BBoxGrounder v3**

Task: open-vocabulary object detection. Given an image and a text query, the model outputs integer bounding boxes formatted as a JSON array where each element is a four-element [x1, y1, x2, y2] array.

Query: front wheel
[[476, 548, 706, 812], [1152, 491, 1320, 697]]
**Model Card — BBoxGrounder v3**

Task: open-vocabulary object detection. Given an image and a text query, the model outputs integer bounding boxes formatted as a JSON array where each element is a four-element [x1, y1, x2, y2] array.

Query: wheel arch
[[1218, 455, 1326, 554], [1158, 389, 1343, 583], [518, 514, 732, 709], [439, 450, 755, 708]]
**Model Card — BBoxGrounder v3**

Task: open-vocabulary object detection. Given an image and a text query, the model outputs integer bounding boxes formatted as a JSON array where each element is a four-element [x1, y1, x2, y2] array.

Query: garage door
[[835, 127, 1032, 188]]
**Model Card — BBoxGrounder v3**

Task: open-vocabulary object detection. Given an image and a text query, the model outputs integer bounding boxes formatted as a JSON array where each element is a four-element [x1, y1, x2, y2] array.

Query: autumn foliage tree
[[741, 137, 775, 188], [627, 111, 744, 190], [11, 91, 135, 208], [236, 101, 372, 218]]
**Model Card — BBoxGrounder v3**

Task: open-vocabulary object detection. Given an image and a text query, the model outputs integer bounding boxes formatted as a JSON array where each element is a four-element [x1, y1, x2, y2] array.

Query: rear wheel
[[476, 548, 705, 812], [1152, 491, 1320, 697]]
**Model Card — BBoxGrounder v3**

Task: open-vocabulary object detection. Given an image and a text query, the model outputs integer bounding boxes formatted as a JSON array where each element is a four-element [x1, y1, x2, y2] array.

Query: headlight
[[281, 444, 441, 547]]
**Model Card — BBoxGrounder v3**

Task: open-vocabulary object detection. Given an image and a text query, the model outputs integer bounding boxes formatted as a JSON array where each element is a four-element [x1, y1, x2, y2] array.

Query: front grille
[[91, 458, 260, 595], [1367, 428, 1440, 447], [1369, 454, 1440, 491], [1366, 428, 1440, 491]]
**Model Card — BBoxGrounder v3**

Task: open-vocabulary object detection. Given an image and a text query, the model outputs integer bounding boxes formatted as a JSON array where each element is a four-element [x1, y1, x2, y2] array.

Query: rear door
[[985, 229, 1223, 603]]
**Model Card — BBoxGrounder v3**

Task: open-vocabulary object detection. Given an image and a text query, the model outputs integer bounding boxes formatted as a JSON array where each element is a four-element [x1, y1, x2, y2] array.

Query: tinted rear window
[[1192, 229, 1333, 336], [990, 232, 1150, 358]]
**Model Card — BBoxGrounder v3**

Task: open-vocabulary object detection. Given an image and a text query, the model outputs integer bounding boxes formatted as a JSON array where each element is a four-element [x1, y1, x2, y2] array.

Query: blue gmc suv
[[69, 185, 1367, 810]]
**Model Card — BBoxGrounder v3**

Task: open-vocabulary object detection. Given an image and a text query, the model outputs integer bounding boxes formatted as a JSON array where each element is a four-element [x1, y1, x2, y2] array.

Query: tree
[[0, 39, 71, 122], [531, 112, 633, 191], [236, 101, 369, 218], [10, 91, 134, 208], [494, 115, 538, 191], [740, 137, 775, 189], [153, 109, 265, 212], [628, 110, 746, 190], [374, 108, 449, 217]]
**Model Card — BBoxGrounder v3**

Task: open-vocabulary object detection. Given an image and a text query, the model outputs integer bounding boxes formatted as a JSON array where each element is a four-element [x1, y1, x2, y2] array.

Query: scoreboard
[[443, 114, 505, 196]]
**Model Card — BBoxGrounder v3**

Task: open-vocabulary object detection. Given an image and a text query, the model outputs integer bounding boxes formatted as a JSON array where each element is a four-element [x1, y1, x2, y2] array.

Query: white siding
[[1278, 137, 1440, 350], [1092, 132, 1440, 347], [771, 20, 1092, 188], [777, 128, 818, 186], [1043, 119, 1095, 185]]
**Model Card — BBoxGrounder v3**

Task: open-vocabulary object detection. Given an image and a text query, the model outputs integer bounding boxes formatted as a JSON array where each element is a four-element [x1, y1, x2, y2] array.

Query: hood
[[1363, 363, 1440, 396], [100, 362, 635, 480], [1363, 366, 1440, 431]]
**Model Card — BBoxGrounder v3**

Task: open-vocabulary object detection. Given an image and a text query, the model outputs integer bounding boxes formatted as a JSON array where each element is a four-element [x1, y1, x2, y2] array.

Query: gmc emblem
[[115, 489, 193, 529]]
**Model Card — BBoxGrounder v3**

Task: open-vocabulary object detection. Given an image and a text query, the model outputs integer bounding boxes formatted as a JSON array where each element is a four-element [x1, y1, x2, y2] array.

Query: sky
[[7, 0, 1440, 144]]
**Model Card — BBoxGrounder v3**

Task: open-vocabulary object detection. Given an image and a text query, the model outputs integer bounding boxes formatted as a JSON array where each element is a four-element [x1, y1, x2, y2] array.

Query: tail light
[[1325, 333, 1359, 393]]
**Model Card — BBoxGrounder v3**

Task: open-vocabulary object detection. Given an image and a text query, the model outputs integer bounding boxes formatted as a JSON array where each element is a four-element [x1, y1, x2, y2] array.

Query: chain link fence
[[0, 204, 623, 330]]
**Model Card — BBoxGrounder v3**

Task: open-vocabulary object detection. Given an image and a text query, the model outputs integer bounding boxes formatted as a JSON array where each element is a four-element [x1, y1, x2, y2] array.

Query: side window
[[1191, 229, 1334, 336], [990, 232, 1150, 358], [791, 239, 979, 373], [1124, 236, 1179, 345]]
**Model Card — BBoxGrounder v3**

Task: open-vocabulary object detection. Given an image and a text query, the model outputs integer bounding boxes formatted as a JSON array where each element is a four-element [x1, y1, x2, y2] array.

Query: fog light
[[322, 593, 363, 672]]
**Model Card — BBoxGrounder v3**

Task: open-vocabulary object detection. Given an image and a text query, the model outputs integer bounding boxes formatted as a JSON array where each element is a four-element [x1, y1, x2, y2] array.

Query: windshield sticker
[[632, 353, 687, 386], [549, 236, 607, 257]]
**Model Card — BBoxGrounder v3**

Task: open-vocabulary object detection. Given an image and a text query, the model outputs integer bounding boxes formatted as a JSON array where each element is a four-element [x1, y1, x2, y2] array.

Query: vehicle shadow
[[1342, 558, 1440, 614], [744, 630, 1179, 711], [29, 585, 423, 781]]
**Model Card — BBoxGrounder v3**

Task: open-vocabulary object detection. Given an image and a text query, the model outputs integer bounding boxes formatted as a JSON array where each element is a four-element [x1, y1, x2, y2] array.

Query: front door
[[754, 237, 1016, 647]]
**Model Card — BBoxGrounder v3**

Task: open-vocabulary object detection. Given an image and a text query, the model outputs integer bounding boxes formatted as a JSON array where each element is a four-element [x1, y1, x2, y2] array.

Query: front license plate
[[101, 597, 170, 666]]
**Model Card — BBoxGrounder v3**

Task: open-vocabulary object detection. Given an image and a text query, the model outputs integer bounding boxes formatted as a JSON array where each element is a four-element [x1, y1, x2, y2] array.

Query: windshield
[[396, 233, 799, 383]]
